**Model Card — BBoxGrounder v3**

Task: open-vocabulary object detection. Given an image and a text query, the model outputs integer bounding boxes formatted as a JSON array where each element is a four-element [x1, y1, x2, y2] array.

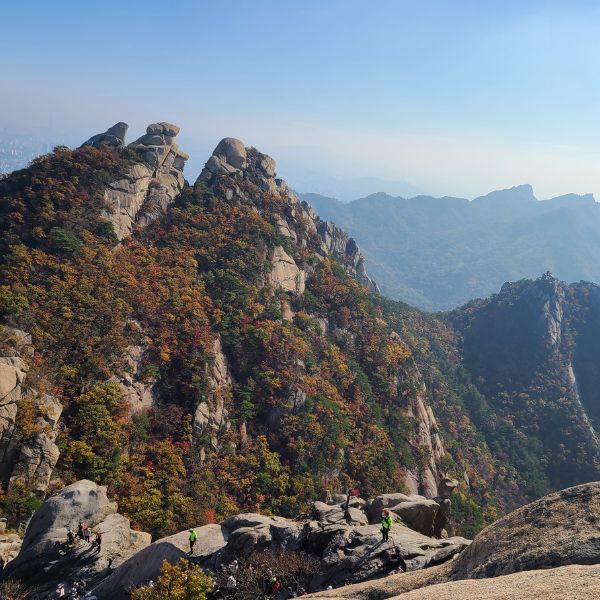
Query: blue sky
[[3, 0, 600, 199]]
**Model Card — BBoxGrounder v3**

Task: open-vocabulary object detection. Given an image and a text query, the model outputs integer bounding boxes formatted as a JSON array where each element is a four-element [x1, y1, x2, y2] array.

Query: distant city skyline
[[3, 1, 600, 199]]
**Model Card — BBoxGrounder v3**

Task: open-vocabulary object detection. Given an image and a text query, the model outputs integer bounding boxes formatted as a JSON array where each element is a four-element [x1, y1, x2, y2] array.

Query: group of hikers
[[180, 505, 402, 600], [66, 520, 102, 552], [50, 579, 97, 599]]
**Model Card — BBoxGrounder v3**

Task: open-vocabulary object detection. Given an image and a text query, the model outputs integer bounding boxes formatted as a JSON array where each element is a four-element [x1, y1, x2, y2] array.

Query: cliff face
[[451, 272, 600, 499], [0, 327, 62, 496]]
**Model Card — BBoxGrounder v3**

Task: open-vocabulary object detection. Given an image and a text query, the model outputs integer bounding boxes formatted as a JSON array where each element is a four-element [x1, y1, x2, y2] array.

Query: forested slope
[[1, 124, 599, 543]]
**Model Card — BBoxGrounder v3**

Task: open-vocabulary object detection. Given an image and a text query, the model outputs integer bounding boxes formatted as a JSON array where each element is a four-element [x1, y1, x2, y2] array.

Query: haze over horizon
[[4, 1, 600, 200]]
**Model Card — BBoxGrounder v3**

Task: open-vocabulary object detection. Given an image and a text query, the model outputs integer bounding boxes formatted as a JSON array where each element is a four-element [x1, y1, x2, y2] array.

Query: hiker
[[94, 529, 102, 552], [83, 524, 91, 543], [77, 519, 84, 540], [381, 508, 392, 542], [188, 528, 197, 554], [67, 528, 76, 546], [229, 559, 239, 575], [270, 576, 281, 596]]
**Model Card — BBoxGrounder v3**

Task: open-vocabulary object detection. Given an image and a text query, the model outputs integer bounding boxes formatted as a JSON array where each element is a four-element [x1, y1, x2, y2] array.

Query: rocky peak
[[197, 137, 378, 292], [81, 122, 129, 149], [83, 121, 189, 240], [129, 122, 188, 178]]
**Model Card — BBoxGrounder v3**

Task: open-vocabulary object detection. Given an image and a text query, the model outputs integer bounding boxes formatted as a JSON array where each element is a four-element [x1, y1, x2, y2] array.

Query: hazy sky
[[3, 0, 600, 199]]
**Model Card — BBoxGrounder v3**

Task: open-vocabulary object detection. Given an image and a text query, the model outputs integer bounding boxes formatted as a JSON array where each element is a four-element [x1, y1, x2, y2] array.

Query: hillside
[[301, 186, 600, 310], [1, 122, 600, 554]]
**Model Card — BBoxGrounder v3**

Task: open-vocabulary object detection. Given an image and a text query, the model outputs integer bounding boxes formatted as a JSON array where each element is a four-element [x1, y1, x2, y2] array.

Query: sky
[[3, 0, 600, 200]]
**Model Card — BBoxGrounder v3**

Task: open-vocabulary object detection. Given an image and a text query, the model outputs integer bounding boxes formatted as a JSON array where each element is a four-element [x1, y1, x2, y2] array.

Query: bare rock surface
[[450, 481, 600, 580], [0, 532, 22, 564], [92, 504, 469, 599], [81, 122, 128, 148], [94, 523, 228, 598], [391, 564, 600, 600], [3, 480, 149, 597], [193, 335, 233, 447], [306, 561, 454, 600], [86, 121, 189, 239], [269, 245, 306, 294], [0, 327, 62, 499]]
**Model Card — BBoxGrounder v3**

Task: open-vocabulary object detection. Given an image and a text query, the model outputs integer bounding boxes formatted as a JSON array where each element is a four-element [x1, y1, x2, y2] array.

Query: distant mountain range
[[300, 185, 600, 310]]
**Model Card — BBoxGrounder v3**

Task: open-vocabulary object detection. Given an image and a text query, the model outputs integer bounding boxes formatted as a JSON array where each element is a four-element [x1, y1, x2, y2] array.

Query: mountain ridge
[[1, 122, 600, 559], [301, 187, 600, 310]]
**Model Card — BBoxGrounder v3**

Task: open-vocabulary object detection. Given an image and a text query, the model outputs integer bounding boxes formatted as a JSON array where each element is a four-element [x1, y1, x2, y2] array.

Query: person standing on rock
[[67, 528, 76, 546], [381, 508, 393, 542], [188, 528, 198, 554], [83, 523, 91, 543], [77, 519, 84, 540], [94, 529, 102, 552]]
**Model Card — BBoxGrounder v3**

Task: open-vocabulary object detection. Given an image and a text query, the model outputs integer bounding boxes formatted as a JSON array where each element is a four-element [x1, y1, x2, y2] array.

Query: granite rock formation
[[83, 122, 189, 240], [3, 480, 150, 597]]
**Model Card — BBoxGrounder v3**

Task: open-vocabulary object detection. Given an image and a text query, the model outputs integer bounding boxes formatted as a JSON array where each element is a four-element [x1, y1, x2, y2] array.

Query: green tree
[[130, 559, 212, 600]]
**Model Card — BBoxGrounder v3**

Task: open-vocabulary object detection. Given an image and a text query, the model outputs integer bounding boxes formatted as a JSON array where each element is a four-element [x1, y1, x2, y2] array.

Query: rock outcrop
[[390, 565, 600, 600], [95, 495, 469, 599], [316, 220, 378, 292], [400, 384, 446, 498], [0, 327, 62, 499], [193, 336, 234, 448], [84, 122, 189, 240], [364, 493, 443, 536], [450, 481, 600, 580], [3, 480, 150, 597], [269, 245, 306, 294], [81, 122, 128, 149], [311, 564, 600, 600], [196, 138, 377, 294], [94, 523, 229, 598]]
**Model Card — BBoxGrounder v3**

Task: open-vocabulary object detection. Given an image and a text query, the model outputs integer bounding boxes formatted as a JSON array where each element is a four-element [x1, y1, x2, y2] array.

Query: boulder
[[214, 137, 247, 169], [391, 498, 440, 536], [365, 493, 413, 521], [94, 524, 228, 599], [196, 138, 248, 184], [365, 494, 441, 536], [451, 481, 600, 580], [0, 532, 22, 564], [221, 513, 304, 554], [438, 477, 458, 500], [81, 122, 128, 148], [269, 246, 306, 294], [311, 501, 368, 526], [316, 522, 469, 587], [3, 480, 149, 596]]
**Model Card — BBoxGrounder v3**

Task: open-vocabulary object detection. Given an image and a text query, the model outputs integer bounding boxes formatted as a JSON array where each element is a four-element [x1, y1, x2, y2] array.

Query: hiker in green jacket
[[381, 508, 392, 542], [189, 528, 198, 554]]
